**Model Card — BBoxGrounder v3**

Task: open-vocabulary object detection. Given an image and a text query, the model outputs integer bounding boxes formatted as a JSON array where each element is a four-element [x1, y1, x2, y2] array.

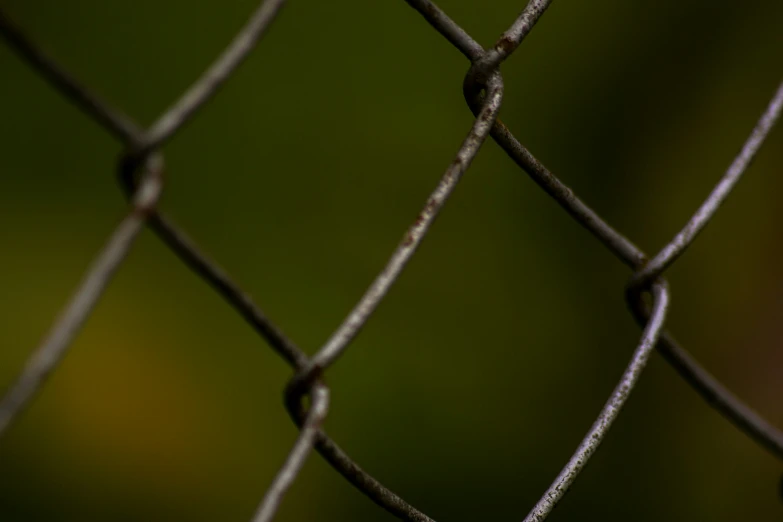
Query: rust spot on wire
[[481, 108, 494, 122], [496, 36, 514, 54], [403, 213, 427, 247]]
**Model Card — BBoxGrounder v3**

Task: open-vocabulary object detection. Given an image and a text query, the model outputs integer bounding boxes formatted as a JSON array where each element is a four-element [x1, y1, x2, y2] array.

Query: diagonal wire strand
[[472, 0, 554, 75], [522, 282, 670, 522], [630, 303, 783, 460], [294, 0, 556, 393], [0, 157, 163, 437], [279, 65, 506, 522], [250, 384, 330, 522], [286, 71, 504, 394], [403, 0, 483, 60], [629, 79, 783, 290], [486, 0, 554, 64], [0, 10, 140, 142], [138, 0, 287, 154], [147, 214, 307, 369]]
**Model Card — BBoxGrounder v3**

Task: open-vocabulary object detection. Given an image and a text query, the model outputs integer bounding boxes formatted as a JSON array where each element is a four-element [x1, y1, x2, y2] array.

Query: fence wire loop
[[1, 2, 783, 522], [284, 364, 325, 425]]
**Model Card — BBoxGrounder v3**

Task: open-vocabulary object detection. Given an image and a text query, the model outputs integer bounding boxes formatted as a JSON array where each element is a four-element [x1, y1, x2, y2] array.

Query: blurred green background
[[1, 0, 782, 520]]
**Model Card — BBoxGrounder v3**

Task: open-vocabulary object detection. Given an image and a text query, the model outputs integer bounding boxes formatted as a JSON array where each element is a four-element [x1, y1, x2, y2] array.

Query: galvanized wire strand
[[486, 118, 648, 266], [629, 79, 783, 290], [276, 70, 507, 522], [403, 0, 484, 60], [147, 215, 308, 369], [251, 384, 330, 522], [405, 0, 555, 70], [291, 0, 552, 396], [287, 71, 505, 395], [0, 9, 140, 143], [473, 0, 554, 74], [522, 281, 670, 522], [0, 157, 163, 437], [0, 0, 290, 173], [311, 433, 437, 522], [629, 305, 783, 461], [138, 0, 287, 154]]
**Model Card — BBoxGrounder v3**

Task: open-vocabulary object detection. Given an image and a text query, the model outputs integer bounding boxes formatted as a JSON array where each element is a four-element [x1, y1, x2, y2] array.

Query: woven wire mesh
[[1, 1, 782, 521]]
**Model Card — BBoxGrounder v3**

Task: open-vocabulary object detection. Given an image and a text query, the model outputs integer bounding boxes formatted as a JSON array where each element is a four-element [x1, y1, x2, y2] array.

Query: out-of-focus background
[[1, 0, 782, 520]]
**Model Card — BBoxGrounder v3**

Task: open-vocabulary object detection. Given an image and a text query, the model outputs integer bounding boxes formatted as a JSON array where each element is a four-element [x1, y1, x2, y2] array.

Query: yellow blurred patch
[[48, 327, 215, 493]]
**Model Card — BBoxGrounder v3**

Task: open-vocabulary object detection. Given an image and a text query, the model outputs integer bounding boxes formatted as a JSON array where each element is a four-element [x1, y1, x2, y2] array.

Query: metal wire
[[252, 384, 330, 522], [286, 70, 505, 405], [0, 10, 139, 142], [523, 281, 670, 522], [138, 0, 288, 155], [1, 1, 782, 521], [0, 155, 163, 437], [628, 81, 783, 290]]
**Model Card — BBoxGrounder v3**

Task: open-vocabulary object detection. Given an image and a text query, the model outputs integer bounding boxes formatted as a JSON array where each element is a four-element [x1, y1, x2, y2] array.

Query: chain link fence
[[1, 1, 782, 521]]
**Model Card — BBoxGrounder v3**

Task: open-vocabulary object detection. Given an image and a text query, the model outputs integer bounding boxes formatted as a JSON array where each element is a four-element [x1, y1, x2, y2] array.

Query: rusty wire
[[1, 1, 782, 521]]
